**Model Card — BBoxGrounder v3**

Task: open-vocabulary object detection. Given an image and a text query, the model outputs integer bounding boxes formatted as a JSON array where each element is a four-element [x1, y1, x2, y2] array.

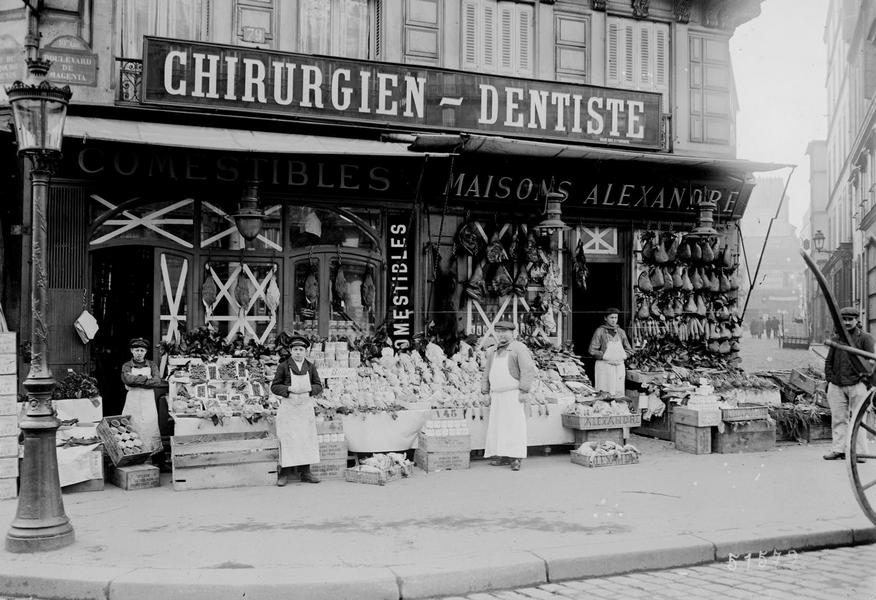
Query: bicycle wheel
[[847, 388, 876, 525]]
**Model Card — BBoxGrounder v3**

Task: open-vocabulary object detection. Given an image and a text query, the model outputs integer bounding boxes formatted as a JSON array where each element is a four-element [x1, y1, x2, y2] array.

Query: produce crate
[[789, 369, 826, 396], [309, 458, 350, 480], [417, 432, 470, 453], [414, 449, 471, 472], [673, 406, 721, 428], [674, 423, 712, 455], [344, 463, 413, 486], [712, 420, 776, 454], [96, 416, 153, 467], [720, 404, 770, 423], [110, 464, 159, 490], [570, 451, 639, 468], [562, 413, 641, 430], [171, 431, 279, 491], [573, 427, 624, 447]]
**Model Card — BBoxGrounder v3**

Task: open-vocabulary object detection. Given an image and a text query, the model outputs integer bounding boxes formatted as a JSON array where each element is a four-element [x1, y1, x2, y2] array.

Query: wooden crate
[[318, 440, 348, 461], [414, 450, 471, 472], [712, 420, 776, 454], [315, 419, 344, 435], [417, 432, 470, 453], [673, 407, 721, 428], [570, 451, 639, 468], [789, 370, 826, 396], [309, 458, 349, 480], [674, 423, 712, 455], [96, 416, 152, 467], [111, 464, 159, 490], [171, 431, 279, 491], [721, 404, 770, 423], [573, 427, 624, 447], [562, 413, 641, 430], [806, 423, 832, 442]]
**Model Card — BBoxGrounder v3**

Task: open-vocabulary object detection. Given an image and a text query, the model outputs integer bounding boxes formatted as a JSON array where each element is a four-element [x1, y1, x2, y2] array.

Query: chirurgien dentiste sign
[[143, 37, 662, 149]]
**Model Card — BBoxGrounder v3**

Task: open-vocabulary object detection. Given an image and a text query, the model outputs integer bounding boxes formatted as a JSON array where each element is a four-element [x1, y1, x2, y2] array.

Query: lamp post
[[5, 44, 74, 552], [812, 229, 826, 254]]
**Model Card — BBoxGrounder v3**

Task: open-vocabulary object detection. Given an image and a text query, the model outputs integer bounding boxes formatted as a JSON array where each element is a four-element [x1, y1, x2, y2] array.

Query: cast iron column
[[6, 155, 74, 552]]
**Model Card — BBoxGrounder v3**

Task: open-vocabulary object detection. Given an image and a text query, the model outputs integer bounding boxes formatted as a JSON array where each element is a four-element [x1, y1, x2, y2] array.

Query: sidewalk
[[0, 436, 872, 600]]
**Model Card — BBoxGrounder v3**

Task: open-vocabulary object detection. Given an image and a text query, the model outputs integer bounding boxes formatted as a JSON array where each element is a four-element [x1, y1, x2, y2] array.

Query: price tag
[[555, 362, 580, 377]]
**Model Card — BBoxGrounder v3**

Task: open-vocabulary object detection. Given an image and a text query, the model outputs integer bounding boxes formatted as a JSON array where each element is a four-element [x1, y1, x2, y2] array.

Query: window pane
[[90, 198, 195, 248], [293, 259, 321, 337], [205, 261, 279, 344], [330, 259, 376, 340], [287, 206, 379, 251], [340, 0, 369, 58], [168, 0, 202, 40], [200, 202, 282, 251], [159, 254, 188, 343], [300, 0, 331, 54]]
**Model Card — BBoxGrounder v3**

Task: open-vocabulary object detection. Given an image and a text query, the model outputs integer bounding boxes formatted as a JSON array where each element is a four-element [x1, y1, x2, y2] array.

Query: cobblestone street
[[438, 543, 876, 600], [738, 334, 823, 374]]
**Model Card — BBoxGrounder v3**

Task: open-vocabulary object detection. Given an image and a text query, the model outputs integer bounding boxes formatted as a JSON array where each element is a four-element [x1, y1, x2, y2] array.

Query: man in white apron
[[121, 337, 163, 458], [588, 308, 634, 396], [270, 335, 322, 485], [481, 321, 536, 471]]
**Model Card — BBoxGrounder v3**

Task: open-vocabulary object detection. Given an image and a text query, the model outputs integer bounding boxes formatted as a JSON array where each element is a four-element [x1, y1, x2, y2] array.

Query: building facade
[[0, 0, 769, 406], [803, 139, 829, 340]]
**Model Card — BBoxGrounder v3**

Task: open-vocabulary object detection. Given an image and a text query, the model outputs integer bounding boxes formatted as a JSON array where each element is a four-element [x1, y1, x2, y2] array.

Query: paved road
[[438, 543, 876, 600], [738, 334, 823, 373]]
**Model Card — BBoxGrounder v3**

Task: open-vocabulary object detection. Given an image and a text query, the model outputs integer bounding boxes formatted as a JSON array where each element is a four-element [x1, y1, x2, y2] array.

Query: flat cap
[[129, 337, 150, 349], [288, 335, 311, 348], [840, 306, 860, 318], [494, 320, 516, 331]]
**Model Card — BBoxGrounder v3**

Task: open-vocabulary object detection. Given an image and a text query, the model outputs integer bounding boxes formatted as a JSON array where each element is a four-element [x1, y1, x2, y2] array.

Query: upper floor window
[[606, 16, 668, 109], [555, 11, 589, 83], [119, 0, 204, 58], [461, 0, 533, 77], [688, 32, 733, 146], [298, 0, 370, 59]]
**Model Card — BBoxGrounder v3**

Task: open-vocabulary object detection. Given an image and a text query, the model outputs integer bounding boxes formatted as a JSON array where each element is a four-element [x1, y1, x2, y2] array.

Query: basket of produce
[[570, 441, 640, 468], [96, 415, 153, 467], [344, 453, 414, 486], [562, 398, 640, 430]]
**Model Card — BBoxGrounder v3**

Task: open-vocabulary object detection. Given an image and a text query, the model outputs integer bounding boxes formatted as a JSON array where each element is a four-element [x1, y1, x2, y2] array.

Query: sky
[[730, 0, 828, 231]]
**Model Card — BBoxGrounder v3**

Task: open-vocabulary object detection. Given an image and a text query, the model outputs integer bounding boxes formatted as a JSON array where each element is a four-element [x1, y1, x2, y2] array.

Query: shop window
[[287, 206, 380, 252], [575, 226, 617, 255], [688, 33, 734, 145], [200, 202, 283, 252], [298, 0, 370, 59], [203, 261, 279, 344], [118, 0, 205, 58], [404, 0, 441, 65], [555, 12, 588, 83], [330, 259, 378, 339], [158, 253, 189, 345], [461, 0, 533, 77], [90, 196, 196, 249], [606, 16, 668, 110]]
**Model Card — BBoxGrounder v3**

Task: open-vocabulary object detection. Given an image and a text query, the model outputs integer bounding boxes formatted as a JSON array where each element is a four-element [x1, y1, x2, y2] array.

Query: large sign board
[[142, 37, 662, 149]]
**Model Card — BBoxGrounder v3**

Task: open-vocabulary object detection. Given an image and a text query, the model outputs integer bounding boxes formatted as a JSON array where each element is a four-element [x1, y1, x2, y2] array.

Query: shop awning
[[409, 133, 792, 175], [62, 116, 428, 156]]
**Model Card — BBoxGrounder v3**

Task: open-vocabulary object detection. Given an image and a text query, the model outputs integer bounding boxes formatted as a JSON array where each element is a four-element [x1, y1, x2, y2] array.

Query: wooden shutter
[[607, 19, 619, 84], [517, 3, 533, 76], [483, 2, 496, 69], [47, 183, 89, 373], [499, 3, 514, 72], [462, 0, 478, 69]]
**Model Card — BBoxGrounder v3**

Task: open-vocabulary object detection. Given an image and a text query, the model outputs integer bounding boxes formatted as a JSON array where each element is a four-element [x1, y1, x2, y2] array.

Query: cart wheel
[[847, 388, 876, 526]]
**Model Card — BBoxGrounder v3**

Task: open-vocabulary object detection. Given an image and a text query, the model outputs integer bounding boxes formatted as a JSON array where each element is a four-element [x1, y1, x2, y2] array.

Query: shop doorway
[[91, 247, 154, 416], [572, 262, 626, 382]]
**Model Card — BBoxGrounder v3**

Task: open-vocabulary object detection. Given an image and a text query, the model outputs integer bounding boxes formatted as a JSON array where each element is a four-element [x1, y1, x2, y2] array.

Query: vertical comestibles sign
[[386, 212, 414, 350]]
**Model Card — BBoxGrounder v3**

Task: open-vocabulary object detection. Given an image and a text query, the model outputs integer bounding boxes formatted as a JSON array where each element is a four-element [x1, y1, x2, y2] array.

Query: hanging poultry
[[573, 239, 589, 289]]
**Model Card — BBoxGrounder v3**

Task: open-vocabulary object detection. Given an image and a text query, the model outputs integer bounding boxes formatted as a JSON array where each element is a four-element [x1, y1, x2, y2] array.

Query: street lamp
[[232, 180, 264, 242], [812, 229, 826, 253], [536, 190, 569, 237], [5, 50, 74, 552]]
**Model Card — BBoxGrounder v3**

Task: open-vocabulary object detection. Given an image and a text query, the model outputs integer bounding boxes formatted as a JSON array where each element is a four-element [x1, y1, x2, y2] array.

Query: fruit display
[[574, 440, 640, 460], [107, 417, 144, 455], [563, 398, 632, 417]]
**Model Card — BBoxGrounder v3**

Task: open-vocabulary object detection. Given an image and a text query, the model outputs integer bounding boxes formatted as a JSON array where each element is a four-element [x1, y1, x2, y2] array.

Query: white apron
[[594, 338, 626, 396], [484, 352, 527, 459], [122, 365, 161, 454], [276, 369, 320, 467]]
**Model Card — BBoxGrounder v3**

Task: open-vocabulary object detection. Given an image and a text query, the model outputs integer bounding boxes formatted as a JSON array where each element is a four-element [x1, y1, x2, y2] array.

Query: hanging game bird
[[573, 239, 589, 289]]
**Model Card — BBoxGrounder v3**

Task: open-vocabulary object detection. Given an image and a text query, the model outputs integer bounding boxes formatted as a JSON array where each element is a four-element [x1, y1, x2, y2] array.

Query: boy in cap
[[121, 338, 164, 463], [480, 320, 536, 471], [270, 334, 323, 484], [824, 307, 875, 462]]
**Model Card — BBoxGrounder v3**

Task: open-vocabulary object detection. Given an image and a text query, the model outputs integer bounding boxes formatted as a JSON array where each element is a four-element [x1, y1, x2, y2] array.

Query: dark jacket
[[825, 326, 875, 386], [270, 358, 323, 397], [121, 359, 163, 388]]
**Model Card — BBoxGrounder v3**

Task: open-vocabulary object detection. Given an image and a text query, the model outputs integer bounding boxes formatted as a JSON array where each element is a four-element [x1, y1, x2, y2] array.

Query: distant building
[[740, 175, 803, 329], [803, 140, 829, 340]]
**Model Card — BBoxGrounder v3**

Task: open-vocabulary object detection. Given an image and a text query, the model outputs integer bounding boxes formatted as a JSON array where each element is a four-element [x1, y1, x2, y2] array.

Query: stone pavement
[[437, 543, 876, 599], [0, 437, 873, 600], [738, 334, 823, 373]]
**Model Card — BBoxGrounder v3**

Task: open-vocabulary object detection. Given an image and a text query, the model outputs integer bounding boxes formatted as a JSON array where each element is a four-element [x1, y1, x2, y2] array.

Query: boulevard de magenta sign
[[142, 37, 662, 150]]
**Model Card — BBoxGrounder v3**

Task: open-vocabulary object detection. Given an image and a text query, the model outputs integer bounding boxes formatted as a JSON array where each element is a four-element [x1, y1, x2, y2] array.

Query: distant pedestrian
[[750, 319, 763, 339], [823, 307, 874, 462], [481, 320, 536, 472]]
